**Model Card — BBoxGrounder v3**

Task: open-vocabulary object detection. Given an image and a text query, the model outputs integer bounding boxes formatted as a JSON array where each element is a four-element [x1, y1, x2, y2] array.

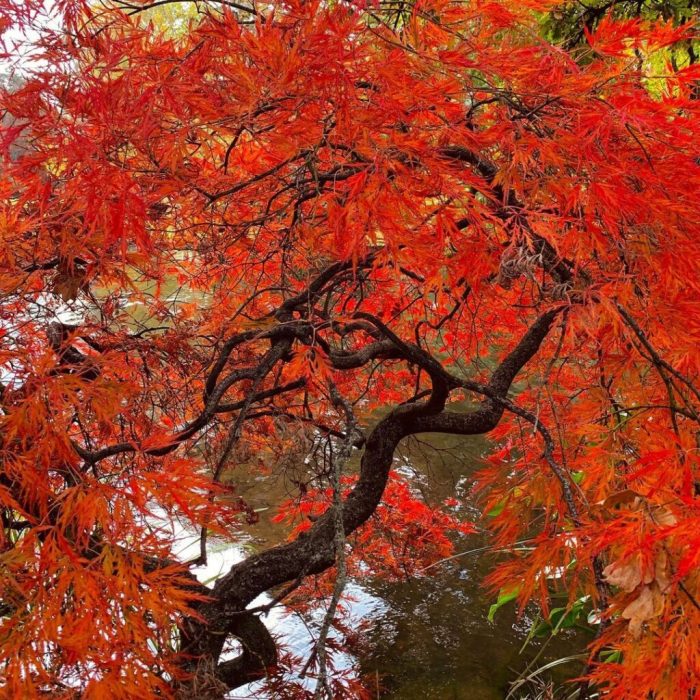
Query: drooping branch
[[311, 383, 356, 699], [112, 0, 259, 18]]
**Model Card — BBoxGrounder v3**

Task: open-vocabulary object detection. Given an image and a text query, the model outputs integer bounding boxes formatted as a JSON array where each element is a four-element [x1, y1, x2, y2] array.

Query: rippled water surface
[[217, 431, 586, 699]]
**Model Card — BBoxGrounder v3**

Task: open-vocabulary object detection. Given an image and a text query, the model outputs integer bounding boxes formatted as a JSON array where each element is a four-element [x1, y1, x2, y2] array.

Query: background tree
[[0, 0, 699, 698], [543, 0, 699, 48]]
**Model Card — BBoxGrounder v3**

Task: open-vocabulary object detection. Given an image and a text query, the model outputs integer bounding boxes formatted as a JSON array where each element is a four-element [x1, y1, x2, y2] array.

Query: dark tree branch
[[179, 309, 559, 690]]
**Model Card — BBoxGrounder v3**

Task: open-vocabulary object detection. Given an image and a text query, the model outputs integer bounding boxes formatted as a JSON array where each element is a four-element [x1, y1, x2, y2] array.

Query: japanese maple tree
[[0, 0, 699, 697]]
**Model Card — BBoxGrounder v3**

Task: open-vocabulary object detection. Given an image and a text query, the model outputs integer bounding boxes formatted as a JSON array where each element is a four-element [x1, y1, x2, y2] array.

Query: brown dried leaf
[[651, 506, 677, 527], [654, 550, 671, 592], [601, 489, 643, 510], [53, 271, 84, 301], [622, 584, 665, 638], [603, 552, 649, 593]]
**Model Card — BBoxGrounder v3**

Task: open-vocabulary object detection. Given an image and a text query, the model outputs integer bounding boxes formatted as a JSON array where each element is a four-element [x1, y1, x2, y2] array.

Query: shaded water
[[358, 434, 584, 699], [225, 431, 586, 699]]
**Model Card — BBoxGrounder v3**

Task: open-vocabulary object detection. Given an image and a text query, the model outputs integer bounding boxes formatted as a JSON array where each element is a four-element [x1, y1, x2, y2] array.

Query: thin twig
[[312, 382, 356, 700]]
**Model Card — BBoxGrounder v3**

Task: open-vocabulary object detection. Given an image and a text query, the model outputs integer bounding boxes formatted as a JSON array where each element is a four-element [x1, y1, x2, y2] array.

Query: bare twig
[[312, 382, 357, 700]]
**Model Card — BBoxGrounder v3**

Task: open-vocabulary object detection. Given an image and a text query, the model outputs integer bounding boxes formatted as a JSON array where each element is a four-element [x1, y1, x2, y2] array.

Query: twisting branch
[[72, 259, 374, 465], [175, 308, 559, 691]]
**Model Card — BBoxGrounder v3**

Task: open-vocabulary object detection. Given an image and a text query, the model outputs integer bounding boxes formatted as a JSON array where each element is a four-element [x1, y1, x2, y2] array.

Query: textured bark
[[179, 309, 559, 691]]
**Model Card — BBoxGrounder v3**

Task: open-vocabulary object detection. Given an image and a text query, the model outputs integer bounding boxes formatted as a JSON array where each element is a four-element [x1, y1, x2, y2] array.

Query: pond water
[[184, 430, 587, 699]]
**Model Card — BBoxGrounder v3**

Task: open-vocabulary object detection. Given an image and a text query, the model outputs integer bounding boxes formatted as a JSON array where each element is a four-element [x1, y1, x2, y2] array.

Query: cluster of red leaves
[[0, 0, 697, 697], [275, 471, 473, 579]]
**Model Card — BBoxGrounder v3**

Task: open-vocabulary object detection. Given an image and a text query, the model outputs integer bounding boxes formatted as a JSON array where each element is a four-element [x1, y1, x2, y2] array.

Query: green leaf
[[531, 620, 553, 638], [485, 499, 505, 517], [601, 649, 623, 664], [486, 487, 527, 517], [487, 586, 520, 622]]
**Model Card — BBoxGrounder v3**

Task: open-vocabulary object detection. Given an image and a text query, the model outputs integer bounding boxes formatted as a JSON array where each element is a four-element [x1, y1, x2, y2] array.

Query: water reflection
[[358, 542, 583, 699], [207, 430, 586, 698], [355, 433, 584, 699]]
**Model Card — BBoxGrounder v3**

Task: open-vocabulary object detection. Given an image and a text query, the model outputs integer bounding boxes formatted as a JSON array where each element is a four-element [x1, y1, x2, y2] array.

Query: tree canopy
[[0, 0, 699, 697]]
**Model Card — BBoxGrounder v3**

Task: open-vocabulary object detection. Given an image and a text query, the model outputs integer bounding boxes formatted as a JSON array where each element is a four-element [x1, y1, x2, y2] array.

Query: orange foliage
[[0, 0, 698, 697]]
